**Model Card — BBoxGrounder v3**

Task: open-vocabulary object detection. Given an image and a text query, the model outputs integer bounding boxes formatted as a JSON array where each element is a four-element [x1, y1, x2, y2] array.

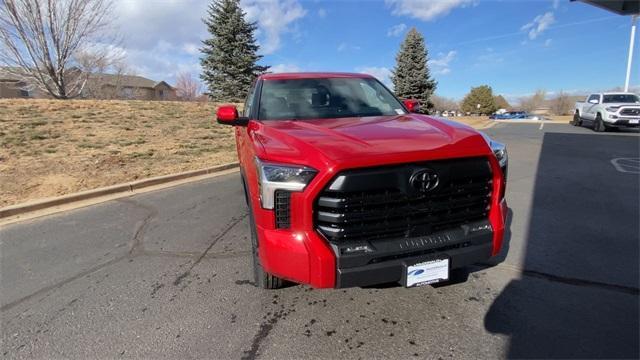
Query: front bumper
[[607, 118, 640, 128], [253, 155, 508, 289], [333, 220, 493, 288]]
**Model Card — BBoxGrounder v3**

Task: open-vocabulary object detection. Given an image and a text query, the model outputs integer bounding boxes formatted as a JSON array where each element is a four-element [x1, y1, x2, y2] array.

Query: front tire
[[572, 112, 582, 126], [247, 198, 285, 289], [594, 114, 607, 132]]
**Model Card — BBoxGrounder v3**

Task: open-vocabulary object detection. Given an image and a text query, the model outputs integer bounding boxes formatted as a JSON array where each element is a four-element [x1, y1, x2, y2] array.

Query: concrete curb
[[0, 162, 239, 219]]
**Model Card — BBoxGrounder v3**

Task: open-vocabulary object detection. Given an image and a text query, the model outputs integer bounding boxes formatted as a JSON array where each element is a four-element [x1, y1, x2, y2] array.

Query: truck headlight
[[479, 132, 508, 169], [605, 106, 620, 113], [255, 158, 317, 209], [490, 140, 508, 168], [486, 139, 508, 200]]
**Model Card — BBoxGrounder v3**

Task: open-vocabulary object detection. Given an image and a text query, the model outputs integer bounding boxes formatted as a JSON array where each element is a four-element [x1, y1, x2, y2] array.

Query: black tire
[[594, 114, 607, 132], [572, 112, 582, 126], [244, 181, 285, 289]]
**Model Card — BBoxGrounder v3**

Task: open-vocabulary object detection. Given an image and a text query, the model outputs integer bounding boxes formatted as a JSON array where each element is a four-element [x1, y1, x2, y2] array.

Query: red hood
[[251, 114, 492, 169]]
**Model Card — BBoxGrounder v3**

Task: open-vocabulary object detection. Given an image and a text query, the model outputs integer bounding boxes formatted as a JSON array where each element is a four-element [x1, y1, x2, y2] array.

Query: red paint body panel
[[234, 73, 507, 288]]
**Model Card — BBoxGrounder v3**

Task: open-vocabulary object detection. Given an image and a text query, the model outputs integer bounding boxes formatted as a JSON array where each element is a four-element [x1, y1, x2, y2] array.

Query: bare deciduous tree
[[518, 89, 546, 112], [550, 91, 573, 116], [175, 72, 203, 101], [431, 95, 460, 113], [0, 0, 120, 99]]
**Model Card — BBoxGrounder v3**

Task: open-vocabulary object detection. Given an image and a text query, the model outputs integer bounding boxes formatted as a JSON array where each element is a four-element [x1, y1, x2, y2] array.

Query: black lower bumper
[[609, 119, 639, 128], [332, 220, 494, 288]]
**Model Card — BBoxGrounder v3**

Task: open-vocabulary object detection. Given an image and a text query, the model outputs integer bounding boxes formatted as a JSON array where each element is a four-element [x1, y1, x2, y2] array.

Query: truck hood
[[251, 114, 492, 167]]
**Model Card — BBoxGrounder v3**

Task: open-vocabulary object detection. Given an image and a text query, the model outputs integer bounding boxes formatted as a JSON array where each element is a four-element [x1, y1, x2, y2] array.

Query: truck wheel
[[594, 114, 607, 132], [248, 202, 285, 289], [572, 112, 582, 126]]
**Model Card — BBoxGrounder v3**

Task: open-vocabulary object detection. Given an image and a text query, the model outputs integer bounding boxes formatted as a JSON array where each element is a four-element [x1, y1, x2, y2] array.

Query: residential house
[[0, 69, 39, 98], [0, 68, 176, 100], [82, 73, 176, 100]]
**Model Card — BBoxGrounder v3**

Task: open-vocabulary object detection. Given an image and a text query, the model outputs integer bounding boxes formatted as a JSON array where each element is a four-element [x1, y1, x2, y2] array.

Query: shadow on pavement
[[485, 132, 640, 358]]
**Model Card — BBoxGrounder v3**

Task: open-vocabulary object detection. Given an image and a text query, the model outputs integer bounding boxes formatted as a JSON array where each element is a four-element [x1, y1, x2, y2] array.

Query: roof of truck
[[259, 72, 374, 80]]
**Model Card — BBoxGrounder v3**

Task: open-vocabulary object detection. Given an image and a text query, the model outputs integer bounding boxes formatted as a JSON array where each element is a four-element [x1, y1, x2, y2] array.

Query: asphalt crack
[[1, 199, 158, 313], [173, 213, 247, 286], [115, 198, 158, 255]]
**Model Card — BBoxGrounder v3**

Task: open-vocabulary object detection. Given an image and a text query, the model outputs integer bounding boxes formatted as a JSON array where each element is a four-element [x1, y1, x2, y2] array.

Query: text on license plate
[[406, 259, 449, 287]]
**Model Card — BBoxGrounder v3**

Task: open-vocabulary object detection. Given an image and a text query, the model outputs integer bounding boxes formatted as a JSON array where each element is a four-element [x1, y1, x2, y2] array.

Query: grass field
[[0, 99, 571, 207], [0, 99, 237, 207]]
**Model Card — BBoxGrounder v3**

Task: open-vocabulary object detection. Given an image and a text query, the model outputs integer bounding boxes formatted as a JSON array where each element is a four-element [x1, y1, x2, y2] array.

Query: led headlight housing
[[605, 106, 620, 113], [255, 158, 317, 209], [490, 140, 508, 169]]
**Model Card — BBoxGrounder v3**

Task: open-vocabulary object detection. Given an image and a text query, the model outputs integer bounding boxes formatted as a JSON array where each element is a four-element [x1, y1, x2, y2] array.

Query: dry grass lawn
[[0, 99, 573, 207], [0, 99, 238, 207]]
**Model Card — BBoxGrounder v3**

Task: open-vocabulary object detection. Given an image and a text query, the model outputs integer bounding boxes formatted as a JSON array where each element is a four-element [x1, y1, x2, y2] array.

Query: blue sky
[[114, 0, 639, 102]]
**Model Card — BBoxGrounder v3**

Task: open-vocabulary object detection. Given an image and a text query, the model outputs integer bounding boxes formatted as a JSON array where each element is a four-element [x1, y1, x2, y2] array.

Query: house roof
[[92, 73, 173, 89], [0, 67, 173, 89], [0, 67, 25, 81]]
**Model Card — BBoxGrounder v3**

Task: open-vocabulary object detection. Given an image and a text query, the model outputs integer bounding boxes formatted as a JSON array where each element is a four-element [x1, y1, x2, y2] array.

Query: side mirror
[[588, 99, 599, 104], [403, 99, 421, 113], [216, 105, 248, 126]]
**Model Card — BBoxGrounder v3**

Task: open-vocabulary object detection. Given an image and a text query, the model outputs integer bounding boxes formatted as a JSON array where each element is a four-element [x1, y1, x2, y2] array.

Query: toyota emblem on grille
[[410, 169, 439, 192]]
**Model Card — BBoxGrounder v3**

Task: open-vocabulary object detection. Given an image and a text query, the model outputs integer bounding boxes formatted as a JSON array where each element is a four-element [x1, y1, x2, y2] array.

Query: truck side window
[[588, 94, 599, 104], [244, 82, 257, 118]]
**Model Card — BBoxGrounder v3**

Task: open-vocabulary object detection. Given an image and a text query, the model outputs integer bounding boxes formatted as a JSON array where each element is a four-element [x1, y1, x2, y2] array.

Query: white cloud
[[112, 0, 305, 82], [318, 8, 327, 18], [386, 0, 475, 21], [474, 47, 504, 66], [356, 66, 393, 87], [270, 63, 302, 73], [183, 43, 200, 55], [387, 23, 407, 37], [126, 45, 202, 84], [429, 50, 457, 75], [521, 12, 555, 40], [337, 42, 361, 52], [242, 0, 307, 54], [544, 39, 553, 47]]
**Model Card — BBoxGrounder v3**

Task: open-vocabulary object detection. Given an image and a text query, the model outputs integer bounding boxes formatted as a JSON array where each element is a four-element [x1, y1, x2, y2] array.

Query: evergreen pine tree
[[391, 28, 437, 111], [200, 0, 269, 102]]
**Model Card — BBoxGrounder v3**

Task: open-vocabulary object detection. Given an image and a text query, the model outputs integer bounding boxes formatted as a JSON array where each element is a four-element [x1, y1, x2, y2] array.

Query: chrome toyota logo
[[410, 169, 439, 192]]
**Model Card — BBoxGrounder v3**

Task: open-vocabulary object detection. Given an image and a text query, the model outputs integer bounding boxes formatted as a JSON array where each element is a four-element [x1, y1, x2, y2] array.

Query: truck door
[[583, 94, 600, 121]]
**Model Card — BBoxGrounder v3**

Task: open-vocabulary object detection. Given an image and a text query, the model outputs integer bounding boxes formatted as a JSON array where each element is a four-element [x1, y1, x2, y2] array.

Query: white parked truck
[[573, 92, 640, 132]]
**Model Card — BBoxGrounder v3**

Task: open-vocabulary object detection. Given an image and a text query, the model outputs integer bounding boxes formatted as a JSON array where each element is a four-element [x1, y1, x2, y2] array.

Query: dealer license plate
[[629, 119, 639, 124], [406, 259, 449, 287]]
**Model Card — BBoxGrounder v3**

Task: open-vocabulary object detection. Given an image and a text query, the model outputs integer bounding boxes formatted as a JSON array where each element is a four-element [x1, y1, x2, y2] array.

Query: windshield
[[258, 78, 407, 120], [602, 94, 640, 103]]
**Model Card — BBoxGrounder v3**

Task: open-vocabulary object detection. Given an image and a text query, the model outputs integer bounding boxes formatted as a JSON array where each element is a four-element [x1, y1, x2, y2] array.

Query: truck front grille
[[620, 108, 640, 116], [315, 157, 493, 243]]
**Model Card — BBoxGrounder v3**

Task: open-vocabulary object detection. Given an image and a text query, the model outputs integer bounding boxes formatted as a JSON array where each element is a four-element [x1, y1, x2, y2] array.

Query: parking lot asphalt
[[1, 123, 639, 359]]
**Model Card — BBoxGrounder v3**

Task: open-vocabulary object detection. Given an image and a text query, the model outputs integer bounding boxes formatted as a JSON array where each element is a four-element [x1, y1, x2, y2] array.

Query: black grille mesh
[[275, 190, 291, 229], [620, 108, 640, 116], [315, 158, 493, 243]]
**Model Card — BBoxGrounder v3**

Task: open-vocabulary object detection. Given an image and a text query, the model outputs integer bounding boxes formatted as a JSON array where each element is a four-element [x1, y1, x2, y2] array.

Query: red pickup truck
[[216, 72, 508, 289]]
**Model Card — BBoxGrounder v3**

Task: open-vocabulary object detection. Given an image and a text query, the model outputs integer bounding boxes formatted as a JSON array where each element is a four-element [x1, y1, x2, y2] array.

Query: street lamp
[[571, 1, 640, 92]]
